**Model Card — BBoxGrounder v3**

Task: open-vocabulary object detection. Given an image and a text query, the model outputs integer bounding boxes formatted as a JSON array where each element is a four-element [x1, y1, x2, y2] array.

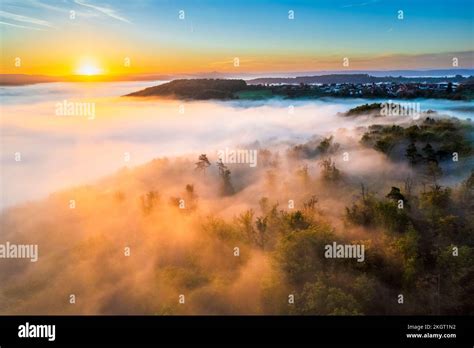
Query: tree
[[140, 190, 160, 215], [303, 195, 318, 212], [393, 226, 420, 285], [374, 137, 395, 155], [386, 187, 406, 203], [458, 171, 474, 208], [404, 177, 414, 197], [405, 143, 420, 164], [319, 157, 341, 182], [259, 197, 270, 215], [276, 225, 335, 284], [237, 209, 255, 243], [374, 200, 410, 233], [255, 216, 268, 250], [422, 143, 437, 162], [317, 136, 335, 154], [216, 159, 234, 195], [294, 280, 362, 315], [447, 82, 453, 93], [296, 165, 310, 187], [424, 161, 443, 186], [185, 184, 198, 211], [288, 211, 310, 230], [195, 154, 211, 173], [420, 185, 451, 212]]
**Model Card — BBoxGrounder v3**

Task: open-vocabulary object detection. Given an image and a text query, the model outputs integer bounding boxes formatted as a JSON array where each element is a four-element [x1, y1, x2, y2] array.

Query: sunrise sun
[[75, 59, 103, 76], [76, 64, 102, 76]]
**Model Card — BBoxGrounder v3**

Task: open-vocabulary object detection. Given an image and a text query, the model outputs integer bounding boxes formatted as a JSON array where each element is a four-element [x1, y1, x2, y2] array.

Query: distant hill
[[0, 74, 60, 86], [273, 69, 474, 78], [125, 79, 248, 99], [124, 77, 474, 101], [248, 74, 473, 85]]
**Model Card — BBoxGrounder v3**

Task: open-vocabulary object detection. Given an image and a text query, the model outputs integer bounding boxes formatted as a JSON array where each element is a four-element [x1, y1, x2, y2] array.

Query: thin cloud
[[74, 0, 131, 23], [27, 0, 98, 19], [341, 0, 380, 8], [0, 20, 44, 30], [27, 0, 68, 13], [0, 10, 53, 28]]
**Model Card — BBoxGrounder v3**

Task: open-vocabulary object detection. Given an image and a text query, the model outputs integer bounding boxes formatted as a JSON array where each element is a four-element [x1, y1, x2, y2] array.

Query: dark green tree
[[422, 143, 437, 162], [405, 143, 419, 164], [386, 187, 406, 203]]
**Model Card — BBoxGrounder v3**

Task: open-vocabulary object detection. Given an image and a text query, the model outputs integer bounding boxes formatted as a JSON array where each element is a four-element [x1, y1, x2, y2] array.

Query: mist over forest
[[1, 95, 473, 314]]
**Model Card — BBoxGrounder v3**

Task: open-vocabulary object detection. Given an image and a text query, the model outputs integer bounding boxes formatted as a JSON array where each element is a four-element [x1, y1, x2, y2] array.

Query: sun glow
[[76, 61, 103, 76], [76, 64, 102, 76]]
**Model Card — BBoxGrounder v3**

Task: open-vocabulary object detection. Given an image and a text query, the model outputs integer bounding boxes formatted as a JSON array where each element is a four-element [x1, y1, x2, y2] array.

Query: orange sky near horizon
[[3, 51, 473, 77]]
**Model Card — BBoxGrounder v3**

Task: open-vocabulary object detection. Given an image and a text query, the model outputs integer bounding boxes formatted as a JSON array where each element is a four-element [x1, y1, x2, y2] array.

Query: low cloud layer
[[1, 82, 472, 208]]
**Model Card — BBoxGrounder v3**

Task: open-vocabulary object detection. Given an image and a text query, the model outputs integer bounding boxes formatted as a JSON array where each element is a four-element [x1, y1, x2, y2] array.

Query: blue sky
[[1, 0, 473, 74]]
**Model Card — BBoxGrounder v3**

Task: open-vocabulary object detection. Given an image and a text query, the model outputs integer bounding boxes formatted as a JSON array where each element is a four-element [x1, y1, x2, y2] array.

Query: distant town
[[255, 79, 473, 100], [126, 75, 474, 101]]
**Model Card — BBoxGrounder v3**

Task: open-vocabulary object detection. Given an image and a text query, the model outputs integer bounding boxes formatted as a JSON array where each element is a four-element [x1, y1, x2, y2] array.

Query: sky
[[0, 0, 473, 76]]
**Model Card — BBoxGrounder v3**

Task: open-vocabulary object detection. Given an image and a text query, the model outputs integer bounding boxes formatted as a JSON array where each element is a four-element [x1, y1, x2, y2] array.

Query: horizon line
[[2, 67, 474, 78]]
